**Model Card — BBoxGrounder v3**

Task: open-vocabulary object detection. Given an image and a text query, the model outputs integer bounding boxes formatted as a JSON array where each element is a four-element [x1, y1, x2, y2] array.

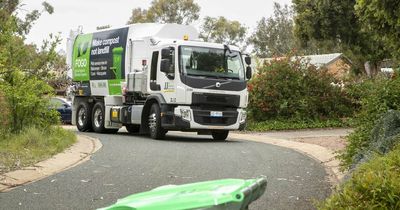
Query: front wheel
[[212, 130, 229, 141], [148, 103, 166, 139]]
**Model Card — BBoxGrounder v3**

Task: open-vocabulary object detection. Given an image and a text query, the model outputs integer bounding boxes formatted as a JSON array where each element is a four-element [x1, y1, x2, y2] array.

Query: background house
[[258, 53, 353, 79], [298, 53, 352, 78]]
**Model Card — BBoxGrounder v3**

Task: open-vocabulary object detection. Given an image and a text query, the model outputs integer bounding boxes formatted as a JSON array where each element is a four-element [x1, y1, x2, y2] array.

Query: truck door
[[150, 51, 160, 91], [160, 47, 177, 103]]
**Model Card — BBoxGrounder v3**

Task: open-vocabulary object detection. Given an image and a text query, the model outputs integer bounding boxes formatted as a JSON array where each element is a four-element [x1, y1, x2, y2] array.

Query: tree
[[0, 0, 59, 78], [47, 53, 72, 92], [248, 3, 295, 57], [127, 8, 151, 24], [199, 16, 247, 47], [127, 0, 200, 25], [293, 0, 389, 75], [355, 0, 400, 62], [0, 1, 60, 133]]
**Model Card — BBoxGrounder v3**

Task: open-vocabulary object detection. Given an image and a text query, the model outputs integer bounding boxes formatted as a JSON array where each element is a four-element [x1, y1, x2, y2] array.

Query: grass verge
[[0, 126, 76, 173], [246, 118, 351, 132]]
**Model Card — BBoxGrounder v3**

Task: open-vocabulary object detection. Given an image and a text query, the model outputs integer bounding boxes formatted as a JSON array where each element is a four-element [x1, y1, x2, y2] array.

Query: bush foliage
[[347, 110, 400, 169], [319, 145, 400, 209], [248, 57, 354, 122], [340, 75, 400, 168], [0, 1, 61, 135], [246, 118, 350, 131], [0, 70, 59, 134]]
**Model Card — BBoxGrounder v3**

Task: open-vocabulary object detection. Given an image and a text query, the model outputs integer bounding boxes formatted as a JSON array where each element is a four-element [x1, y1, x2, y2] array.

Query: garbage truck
[[66, 23, 252, 140]]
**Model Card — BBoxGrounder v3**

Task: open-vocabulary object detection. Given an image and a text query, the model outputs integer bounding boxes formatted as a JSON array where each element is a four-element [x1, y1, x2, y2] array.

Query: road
[[0, 131, 331, 210]]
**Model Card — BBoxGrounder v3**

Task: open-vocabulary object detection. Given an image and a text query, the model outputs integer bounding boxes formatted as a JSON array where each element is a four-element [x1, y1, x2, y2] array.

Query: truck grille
[[192, 93, 240, 108]]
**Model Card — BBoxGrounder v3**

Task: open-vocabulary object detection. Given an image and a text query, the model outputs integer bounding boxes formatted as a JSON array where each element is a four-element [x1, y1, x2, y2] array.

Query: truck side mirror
[[245, 56, 251, 65], [161, 47, 175, 79], [161, 48, 171, 59], [246, 66, 252, 79], [160, 59, 171, 73]]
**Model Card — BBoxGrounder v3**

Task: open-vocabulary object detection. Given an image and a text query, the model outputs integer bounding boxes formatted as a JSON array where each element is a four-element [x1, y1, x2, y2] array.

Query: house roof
[[296, 53, 350, 68], [261, 53, 352, 68]]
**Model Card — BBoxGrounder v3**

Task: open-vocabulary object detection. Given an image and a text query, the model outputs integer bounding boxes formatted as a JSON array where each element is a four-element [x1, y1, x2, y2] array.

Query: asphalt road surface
[[0, 131, 331, 210]]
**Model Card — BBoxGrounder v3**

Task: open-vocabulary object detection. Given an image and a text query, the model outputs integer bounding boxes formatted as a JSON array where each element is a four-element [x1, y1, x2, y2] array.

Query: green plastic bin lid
[[99, 177, 267, 210]]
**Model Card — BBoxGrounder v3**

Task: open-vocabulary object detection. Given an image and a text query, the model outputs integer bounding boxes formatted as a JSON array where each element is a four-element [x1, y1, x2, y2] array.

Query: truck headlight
[[240, 111, 247, 124], [180, 109, 191, 121]]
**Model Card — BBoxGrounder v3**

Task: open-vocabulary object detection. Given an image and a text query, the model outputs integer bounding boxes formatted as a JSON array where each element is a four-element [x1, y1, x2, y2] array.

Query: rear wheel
[[126, 124, 140, 133], [92, 102, 119, 133], [212, 130, 229, 141], [76, 102, 93, 132], [92, 102, 106, 133], [148, 103, 166, 139]]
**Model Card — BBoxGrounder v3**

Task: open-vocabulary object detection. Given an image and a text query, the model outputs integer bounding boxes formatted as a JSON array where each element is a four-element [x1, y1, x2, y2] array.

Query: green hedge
[[340, 75, 400, 168], [319, 145, 400, 209], [248, 56, 354, 123], [246, 118, 350, 131]]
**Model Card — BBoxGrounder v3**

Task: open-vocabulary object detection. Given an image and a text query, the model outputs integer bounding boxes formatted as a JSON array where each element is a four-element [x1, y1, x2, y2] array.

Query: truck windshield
[[179, 46, 245, 80]]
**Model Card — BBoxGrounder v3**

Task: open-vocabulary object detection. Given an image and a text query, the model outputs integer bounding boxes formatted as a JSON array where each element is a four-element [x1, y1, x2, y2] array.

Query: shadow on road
[[114, 132, 241, 144]]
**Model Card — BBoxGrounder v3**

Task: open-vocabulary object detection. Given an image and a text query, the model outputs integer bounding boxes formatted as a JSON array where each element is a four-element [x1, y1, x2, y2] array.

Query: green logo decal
[[111, 47, 124, 79], [72, 34, 93, 81]]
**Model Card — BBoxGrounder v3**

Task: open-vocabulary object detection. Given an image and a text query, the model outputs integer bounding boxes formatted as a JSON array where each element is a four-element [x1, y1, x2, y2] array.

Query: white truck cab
[[67, 23, 252, 140]]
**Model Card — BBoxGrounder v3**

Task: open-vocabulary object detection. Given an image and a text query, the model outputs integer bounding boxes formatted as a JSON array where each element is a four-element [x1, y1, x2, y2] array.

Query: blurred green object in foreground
[[99, 177, 267, 210]]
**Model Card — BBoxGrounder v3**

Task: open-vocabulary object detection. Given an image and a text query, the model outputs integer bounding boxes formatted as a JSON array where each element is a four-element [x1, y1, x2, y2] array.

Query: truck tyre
[[148, 103, 166, 139], [126, 124, 140, 133], [92, 102, 119, 134], [212, 130, 229, 141], [92, 102, 107, 133], [76, 101, 93, 132]]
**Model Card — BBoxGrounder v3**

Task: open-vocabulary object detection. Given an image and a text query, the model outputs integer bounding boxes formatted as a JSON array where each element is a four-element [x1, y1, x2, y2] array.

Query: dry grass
[[0, 126, 76, 173]]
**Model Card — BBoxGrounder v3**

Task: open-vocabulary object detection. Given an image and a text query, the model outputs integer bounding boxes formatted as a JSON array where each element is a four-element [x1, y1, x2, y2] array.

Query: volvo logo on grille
[[216, 82, 221, 88]]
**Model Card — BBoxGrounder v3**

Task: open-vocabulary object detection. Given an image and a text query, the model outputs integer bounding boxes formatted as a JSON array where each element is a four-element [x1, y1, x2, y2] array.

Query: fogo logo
[[75, 58, 87, 68], [75, 41, 89, 68]]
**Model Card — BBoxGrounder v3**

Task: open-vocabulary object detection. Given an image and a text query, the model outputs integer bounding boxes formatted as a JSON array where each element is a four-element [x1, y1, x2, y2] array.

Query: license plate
[[210, 111, 223, 117]]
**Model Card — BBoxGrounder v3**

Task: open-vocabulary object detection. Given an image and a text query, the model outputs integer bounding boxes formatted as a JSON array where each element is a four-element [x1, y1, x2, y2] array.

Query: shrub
[[248, 56, 354, 122], [340, 75, 400, 168], [342, 110, 400, 169], [0, 70, 59, 134], [0, 90, 9, 137], [319, 145, 400, 209]]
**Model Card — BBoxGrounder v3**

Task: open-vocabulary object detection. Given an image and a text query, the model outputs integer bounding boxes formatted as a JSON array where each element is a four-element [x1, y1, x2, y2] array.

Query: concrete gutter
[[0, 134, 102, 192], [229, 133, 345, 186]]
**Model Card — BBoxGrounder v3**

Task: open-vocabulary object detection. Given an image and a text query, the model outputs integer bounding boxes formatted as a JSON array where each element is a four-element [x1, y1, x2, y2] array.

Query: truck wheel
[[212, 130, 229, 141], [126, 124, 140, 133], [148, 103, 166, 139], [92, 102, 107, 133], [76, 101, 93, 132], [92, 102, 119, 133]]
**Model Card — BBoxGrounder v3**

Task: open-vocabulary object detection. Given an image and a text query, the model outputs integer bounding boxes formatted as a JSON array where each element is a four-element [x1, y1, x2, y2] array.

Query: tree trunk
[[364, 61, 379, 77]]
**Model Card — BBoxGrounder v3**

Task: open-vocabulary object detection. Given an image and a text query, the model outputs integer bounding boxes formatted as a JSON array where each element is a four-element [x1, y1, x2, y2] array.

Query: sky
[[21, 0, 292, 51]]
